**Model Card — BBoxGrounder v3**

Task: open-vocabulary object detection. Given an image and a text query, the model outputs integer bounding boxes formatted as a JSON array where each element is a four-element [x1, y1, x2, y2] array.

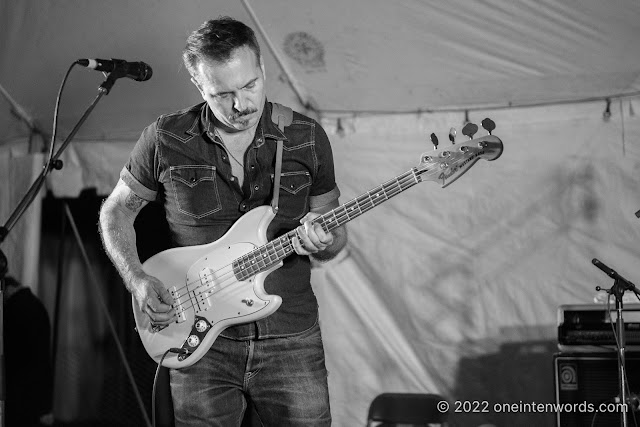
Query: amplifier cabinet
[[558, 304, 640, 348], [554, 352, 640, 427]]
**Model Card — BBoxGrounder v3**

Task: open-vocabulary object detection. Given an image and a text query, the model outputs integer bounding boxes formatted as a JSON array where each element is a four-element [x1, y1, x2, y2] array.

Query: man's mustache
[[230, 108, 258, 120]]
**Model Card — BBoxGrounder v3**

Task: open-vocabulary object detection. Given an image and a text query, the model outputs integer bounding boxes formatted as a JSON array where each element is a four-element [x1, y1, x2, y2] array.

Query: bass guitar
[[134, 123, 503, 368]]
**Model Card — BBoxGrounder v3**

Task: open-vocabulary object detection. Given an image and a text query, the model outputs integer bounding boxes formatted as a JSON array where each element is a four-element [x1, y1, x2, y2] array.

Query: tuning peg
[[481, 118, 496, 135], [429, 133, 439, 149], [461, 122, 478, 139], [448, 127, 456, 144]]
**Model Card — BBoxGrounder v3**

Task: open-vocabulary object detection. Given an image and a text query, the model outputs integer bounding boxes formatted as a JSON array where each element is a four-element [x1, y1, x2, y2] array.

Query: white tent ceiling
[[1, 0, 639, 148]]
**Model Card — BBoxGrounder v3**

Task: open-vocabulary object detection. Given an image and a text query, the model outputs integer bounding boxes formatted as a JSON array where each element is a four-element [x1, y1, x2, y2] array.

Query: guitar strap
[[270, 102, 293, 214]]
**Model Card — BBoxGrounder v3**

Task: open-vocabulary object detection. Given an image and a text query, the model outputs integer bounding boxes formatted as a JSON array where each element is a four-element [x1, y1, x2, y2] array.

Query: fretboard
[[233, 167, 421, 280]]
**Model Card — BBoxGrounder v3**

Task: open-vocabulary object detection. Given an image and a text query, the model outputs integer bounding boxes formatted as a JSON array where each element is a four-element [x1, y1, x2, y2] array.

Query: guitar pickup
[[194, 269, 215, 313], [169, 286, 187, 323]]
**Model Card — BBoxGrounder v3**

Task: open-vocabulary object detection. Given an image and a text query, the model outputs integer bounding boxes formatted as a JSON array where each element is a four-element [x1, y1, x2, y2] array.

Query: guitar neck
[[233, 168, 420, 280], [315, 168, 420, 233]]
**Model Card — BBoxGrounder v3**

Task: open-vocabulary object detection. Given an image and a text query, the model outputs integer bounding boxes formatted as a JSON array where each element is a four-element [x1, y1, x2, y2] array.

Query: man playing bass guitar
[[99, 16, 347, 427]]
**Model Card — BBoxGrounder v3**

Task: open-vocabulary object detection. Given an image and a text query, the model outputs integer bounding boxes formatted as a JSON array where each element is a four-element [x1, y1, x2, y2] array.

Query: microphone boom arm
[[1, 75, 113, 247], [592, 258, 640, 296]]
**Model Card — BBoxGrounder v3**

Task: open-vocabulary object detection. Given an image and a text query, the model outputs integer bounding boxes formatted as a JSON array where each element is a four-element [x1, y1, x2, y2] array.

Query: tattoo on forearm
[[124, 193, 145, 211]]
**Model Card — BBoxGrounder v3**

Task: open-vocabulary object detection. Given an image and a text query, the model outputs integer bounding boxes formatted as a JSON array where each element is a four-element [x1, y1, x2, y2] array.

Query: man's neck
[[217, 126, 256, 152], [214, 117, 259, 145], [214, 124, 257, 188]]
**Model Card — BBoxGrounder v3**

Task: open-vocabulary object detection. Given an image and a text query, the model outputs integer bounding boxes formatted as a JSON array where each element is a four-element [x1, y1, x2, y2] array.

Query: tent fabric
[[2, 1, 640, 426], [252, 0, 640, 113], [1, 0, 639, 149], [0, 151, 44, 290], [315, 100, 640, 425], [0, 0, 300, 149], [46, 141, 136, 197]]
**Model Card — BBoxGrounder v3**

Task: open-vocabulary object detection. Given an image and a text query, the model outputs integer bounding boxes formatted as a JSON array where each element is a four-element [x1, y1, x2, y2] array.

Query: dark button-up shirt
[[121, 100, 340, 339]]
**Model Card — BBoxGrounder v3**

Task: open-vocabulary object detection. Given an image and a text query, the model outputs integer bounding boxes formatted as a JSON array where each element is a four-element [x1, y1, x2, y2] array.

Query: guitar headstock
[[415, 132, 503, 188]]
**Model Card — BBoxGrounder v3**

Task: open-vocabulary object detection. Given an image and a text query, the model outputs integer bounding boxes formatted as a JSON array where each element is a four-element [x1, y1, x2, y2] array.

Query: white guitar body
[[133, 205, 283, 369]]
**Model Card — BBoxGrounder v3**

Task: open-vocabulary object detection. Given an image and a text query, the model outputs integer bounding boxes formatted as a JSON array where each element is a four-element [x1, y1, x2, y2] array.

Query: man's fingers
[[294, 220, 333, 254], [304, 221, 332, 249], [313, 223, 333, 246], [302, 221, 320, 248], [145, 292, 176, 325], [147, 309, 175, 325], [293, 235, 311, 255], [147, 295, 172, 312], [158, 287, 174, 305]]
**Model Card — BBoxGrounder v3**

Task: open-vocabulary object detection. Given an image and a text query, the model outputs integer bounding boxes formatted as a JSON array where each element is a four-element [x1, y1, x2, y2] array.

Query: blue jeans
[[170, 322, 331, 426]]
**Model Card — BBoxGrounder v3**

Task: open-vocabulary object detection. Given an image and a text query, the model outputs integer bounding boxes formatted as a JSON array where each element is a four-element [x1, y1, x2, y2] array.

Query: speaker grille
[[554, 353, 640, 427]]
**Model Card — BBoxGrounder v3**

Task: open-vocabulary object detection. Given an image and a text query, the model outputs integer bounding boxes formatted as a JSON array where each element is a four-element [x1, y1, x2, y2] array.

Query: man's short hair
[[183, 16, 261, 77]]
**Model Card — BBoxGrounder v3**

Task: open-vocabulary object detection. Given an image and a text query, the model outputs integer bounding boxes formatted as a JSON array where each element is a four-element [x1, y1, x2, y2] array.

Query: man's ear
[[190, 77, 205, 98], [260, 55, 266, 80]]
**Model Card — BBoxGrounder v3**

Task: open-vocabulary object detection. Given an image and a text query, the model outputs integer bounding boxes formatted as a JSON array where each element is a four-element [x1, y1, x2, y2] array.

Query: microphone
[[592, 258, 616, 277], [76, 58, 153, 81], [592, 258, 639, 293]]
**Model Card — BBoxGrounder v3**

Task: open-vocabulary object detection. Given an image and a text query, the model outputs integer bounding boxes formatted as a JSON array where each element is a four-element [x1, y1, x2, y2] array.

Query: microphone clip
[[98, 72, 120, 95]]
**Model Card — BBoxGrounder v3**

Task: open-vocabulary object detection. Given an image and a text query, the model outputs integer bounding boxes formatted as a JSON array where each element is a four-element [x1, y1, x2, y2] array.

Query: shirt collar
[[197, 100, 288, 147]]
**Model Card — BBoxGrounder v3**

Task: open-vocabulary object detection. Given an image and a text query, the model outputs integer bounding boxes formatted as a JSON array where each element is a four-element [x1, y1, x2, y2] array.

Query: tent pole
[[51, 199, 67, 397], [239, 0, 317, 114], [0, 83, 47, 153]]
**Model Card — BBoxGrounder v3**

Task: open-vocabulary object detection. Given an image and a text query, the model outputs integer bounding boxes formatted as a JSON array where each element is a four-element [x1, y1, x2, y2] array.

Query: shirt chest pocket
[[170, 165, 222, 218], [278, 171, 311, 220]]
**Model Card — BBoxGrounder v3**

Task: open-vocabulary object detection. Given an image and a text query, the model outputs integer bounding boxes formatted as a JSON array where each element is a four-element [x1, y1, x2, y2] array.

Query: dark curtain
[[39, 191, 173, 427]]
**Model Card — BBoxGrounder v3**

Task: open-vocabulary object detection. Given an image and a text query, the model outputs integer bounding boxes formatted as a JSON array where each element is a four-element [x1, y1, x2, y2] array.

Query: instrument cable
[[152, 347, 188, 427]]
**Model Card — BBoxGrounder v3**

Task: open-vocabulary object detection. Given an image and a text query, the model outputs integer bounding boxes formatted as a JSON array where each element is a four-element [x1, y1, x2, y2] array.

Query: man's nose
[[233, 95, 247, 112]]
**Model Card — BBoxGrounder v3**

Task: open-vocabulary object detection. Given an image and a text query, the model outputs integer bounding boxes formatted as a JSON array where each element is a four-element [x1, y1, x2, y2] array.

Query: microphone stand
[[0, 72, 121, 427], [593, 258, 640, 427]]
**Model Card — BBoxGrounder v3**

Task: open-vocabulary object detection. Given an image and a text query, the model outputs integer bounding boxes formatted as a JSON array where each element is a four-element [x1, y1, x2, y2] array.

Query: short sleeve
[[310, 120, 339, 198], [121, 121, 160, 201]]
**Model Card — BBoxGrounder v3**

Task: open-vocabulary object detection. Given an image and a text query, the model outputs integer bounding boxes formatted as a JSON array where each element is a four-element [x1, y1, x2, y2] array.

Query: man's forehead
[[195, 49, 261, 85], [202, 46, 259, 70]]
